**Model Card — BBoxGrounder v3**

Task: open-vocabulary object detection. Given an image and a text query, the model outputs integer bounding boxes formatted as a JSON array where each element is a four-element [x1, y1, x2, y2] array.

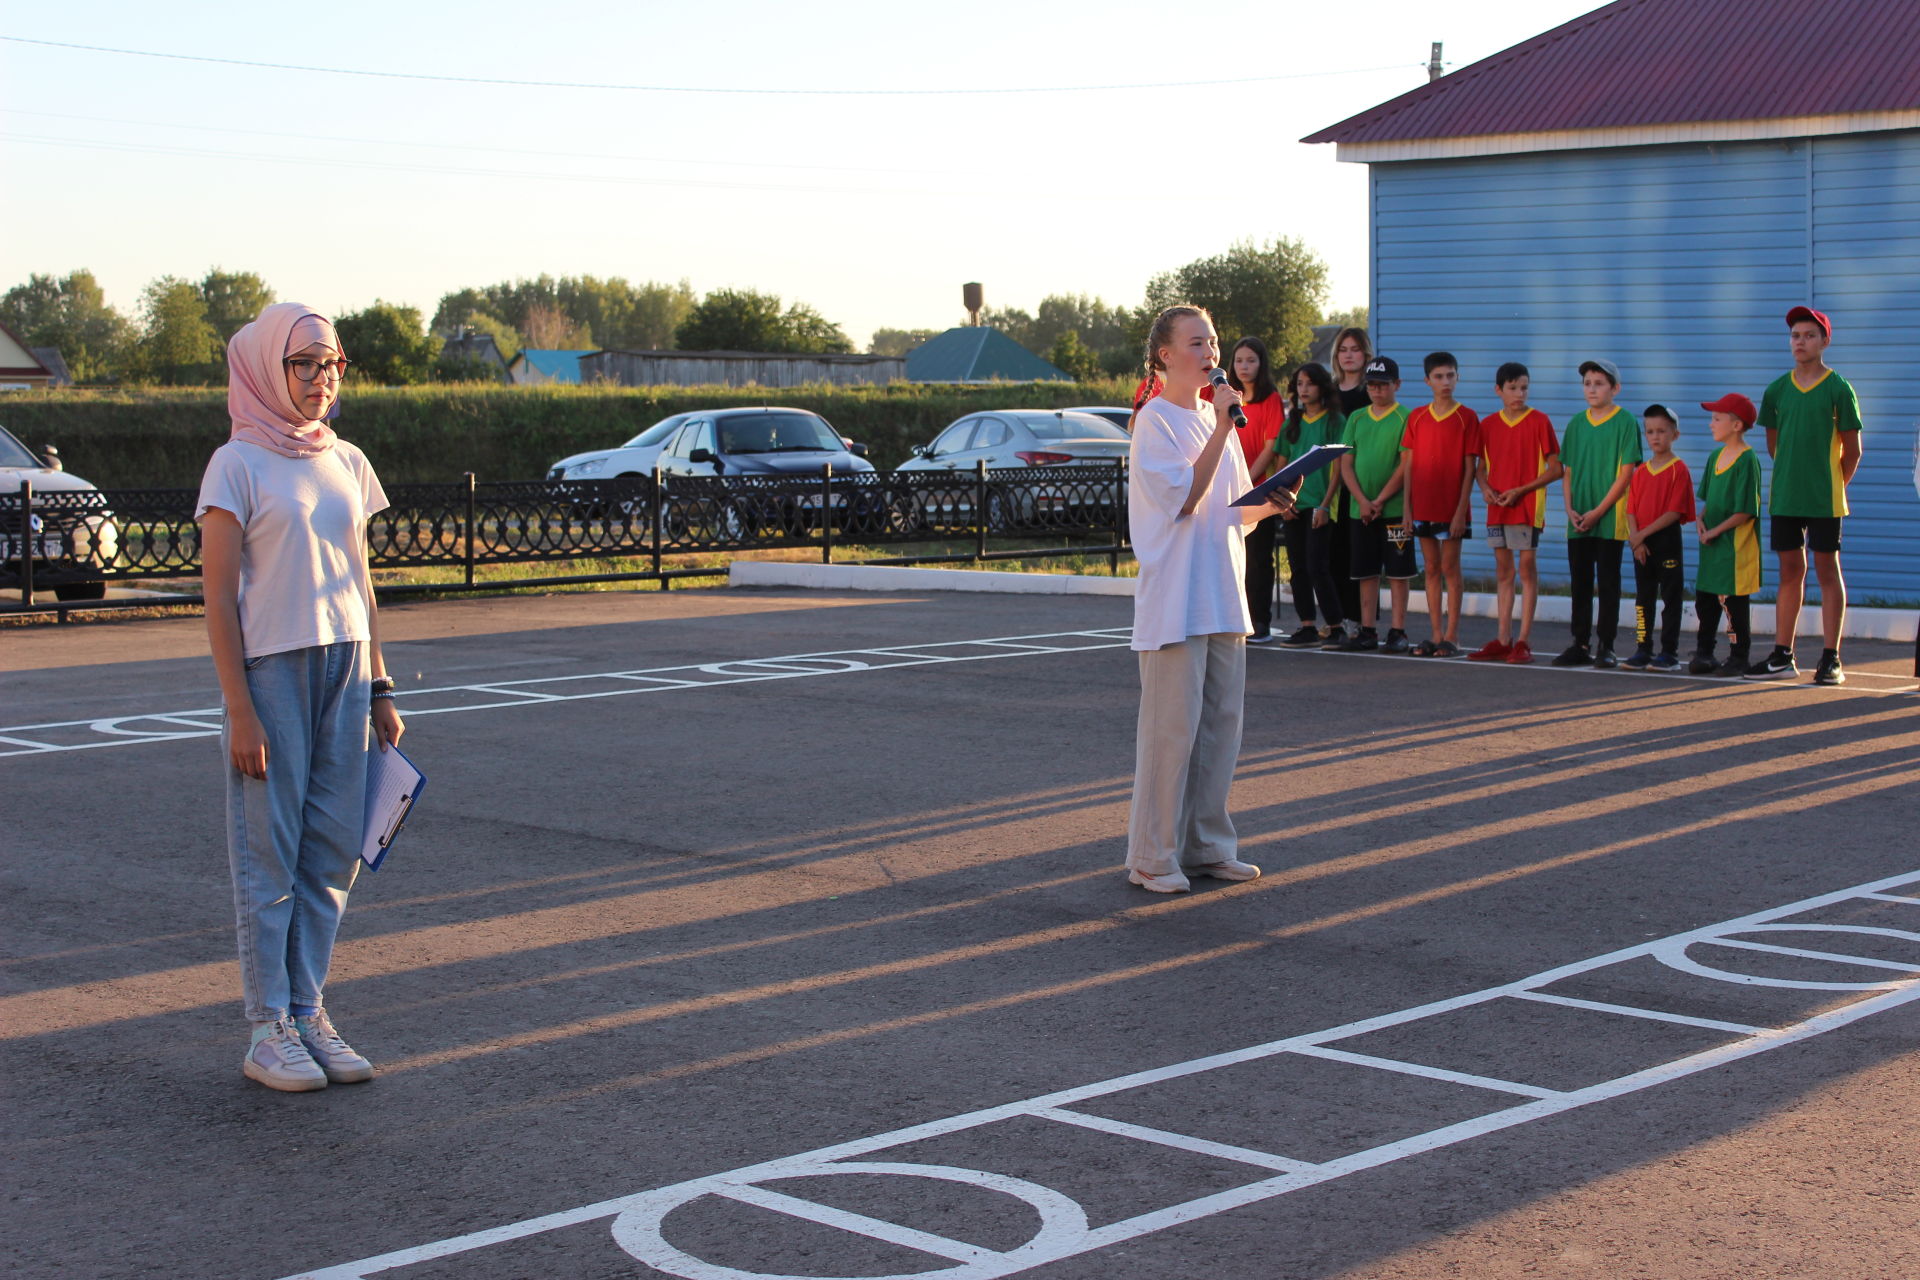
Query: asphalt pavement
[[3, 587, 1916, 1280]]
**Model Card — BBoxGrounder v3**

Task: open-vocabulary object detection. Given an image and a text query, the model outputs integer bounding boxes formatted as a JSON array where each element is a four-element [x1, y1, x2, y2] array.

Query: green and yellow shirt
[[1340, 404, 1409, 520], [1696, 445, 1762, 597], [1559, 405, 1642, 540], [1757, 368, 1862, 518], [1283, 408, 1343, 510]]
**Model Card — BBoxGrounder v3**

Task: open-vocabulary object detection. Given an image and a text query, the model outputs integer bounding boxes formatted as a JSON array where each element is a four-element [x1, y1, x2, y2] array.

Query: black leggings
[[1244, 514, 1278, 635], [1302, 516, 1347, 627], [1278, 515, 1319, 626], [1632, 527, 1684, 654], [1567, 537, 1624, 647], [1695, 591, 1751, 660]]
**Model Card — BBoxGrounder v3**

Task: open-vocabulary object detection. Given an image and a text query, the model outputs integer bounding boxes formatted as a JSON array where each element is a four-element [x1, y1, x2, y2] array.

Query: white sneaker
[[295, 1010, 375, 1084], [1191, 859, 1261, 881], [243, 1019, 329, 1092], [1127, 868, 1192, 894]]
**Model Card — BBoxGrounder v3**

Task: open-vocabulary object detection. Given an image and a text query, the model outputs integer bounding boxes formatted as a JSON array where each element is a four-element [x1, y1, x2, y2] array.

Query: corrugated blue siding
[[1368, 129, 1920, 604]]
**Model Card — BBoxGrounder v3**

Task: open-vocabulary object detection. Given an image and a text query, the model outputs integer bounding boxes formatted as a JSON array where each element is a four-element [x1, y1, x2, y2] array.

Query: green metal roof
[[904, 327, 1069, 382]]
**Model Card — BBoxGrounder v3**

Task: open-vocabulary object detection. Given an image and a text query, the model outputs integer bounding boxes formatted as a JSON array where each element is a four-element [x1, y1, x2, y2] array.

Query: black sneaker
[[1247, 631, 1275, 645], [1813, 652, 1845, 686], [1593, 646, 1620, 670], [1318, 626, 1349, 651], [1714, 652, 1749, 678], [1381, 628, 1411, 654], [1281, 624, 1322, 648], [1745, 647, 1798, 680], [1650, 652, 1681, 671], [1343, 627, 1380, 652], [1551, 643, 1592, 667], [1624, 647, 1653, 670], [1688, 652, 1718, 675]]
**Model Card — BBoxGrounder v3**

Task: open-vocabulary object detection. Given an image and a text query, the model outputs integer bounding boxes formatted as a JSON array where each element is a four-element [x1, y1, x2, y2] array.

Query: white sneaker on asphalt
[[1127, 868, 1192, 894], [295, 1010, 375, 1084], [1190, 860, 1261, 881], [243, 1019, 329, 1092]]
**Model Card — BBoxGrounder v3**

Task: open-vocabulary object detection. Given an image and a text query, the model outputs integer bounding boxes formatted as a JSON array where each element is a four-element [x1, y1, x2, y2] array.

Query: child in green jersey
[[1748, 306, 1863, 686], [1337, 356, 1414, 652], [1690, 394, 1763, 677], [1553, 358, 1641, 670]]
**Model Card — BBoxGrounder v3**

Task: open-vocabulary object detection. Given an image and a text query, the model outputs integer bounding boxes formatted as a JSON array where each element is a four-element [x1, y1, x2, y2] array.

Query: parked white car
[[0, 423, 118, 600], [546, 412, 693, 480]]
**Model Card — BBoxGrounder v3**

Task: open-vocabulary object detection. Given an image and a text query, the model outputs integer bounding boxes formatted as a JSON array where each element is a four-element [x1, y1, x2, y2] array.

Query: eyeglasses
[[284, 357, 352, 383]]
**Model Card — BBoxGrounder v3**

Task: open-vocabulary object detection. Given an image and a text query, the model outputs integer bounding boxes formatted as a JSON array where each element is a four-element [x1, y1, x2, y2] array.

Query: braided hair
[[1127, 304, 1210, 430]]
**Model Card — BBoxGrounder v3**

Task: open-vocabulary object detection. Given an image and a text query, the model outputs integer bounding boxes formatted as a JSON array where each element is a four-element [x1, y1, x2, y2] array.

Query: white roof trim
[[1332, 111, 1920, 163]]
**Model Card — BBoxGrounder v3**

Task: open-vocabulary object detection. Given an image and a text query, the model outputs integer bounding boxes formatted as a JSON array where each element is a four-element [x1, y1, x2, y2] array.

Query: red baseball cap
[[1699, 393, 1756, 428], [1785, 305, 1831, 339]]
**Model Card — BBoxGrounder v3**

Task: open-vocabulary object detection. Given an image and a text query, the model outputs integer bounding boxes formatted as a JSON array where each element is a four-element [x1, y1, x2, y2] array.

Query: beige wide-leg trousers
[[1125, 632, 1246, 876]]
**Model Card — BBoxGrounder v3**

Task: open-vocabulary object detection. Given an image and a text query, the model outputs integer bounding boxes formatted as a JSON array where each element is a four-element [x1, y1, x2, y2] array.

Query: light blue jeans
[[224, 641, 369, 1023]]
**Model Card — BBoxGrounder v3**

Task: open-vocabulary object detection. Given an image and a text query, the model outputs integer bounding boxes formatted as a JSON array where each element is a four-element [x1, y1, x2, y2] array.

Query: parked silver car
[[0, 423, 118, 600], [894, 409, 1128, 530]]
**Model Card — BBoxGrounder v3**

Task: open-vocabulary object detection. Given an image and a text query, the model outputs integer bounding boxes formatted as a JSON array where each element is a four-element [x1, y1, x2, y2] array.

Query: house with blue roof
[[508, 348, 595, 386], [1304, 0, 1920, 605], [905, 327, 1069, 383]]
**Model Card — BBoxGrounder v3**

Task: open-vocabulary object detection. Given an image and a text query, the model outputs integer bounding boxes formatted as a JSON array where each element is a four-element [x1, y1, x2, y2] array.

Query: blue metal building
[[1306, 0, 1920, 603]]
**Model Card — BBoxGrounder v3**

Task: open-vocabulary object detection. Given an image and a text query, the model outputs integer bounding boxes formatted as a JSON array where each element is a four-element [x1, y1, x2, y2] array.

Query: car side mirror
[[688, 448, 714, 464], [848, 441, 868, 457], [42, 444, 63, 472]]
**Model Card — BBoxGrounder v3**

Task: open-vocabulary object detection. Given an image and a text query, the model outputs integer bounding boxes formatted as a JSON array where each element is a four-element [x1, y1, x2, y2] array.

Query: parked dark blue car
[[653, 407, 886, 539]]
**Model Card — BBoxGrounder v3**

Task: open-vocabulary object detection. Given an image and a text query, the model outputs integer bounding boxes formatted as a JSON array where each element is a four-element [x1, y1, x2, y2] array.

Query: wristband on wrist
[[371, 676, 396, 695]]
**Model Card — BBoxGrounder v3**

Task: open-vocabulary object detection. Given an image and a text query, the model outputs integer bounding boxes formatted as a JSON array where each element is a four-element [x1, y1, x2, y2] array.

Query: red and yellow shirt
[[1399, 403, 1482, 523], [1627, 456, 1696, 530], [1233, 394, 1285, 477], [1478, 407, 1559, 527]]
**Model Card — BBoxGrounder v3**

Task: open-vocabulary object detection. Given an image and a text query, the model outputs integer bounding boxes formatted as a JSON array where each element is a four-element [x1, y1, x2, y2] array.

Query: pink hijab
[[227, 302, 342, 458]]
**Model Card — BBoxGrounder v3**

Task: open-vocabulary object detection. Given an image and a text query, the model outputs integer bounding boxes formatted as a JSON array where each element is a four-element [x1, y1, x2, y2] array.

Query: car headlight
[[566, 458, 607, 477]]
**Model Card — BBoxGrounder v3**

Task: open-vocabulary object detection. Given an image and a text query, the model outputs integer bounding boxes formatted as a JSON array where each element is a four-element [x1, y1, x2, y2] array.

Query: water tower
[[963, 283, 984, 327]]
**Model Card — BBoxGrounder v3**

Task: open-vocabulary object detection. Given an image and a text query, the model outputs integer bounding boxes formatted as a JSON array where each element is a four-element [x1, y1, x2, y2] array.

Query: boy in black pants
[[1553, 359, 1642, 668], [1623, 405, 1694, 670]]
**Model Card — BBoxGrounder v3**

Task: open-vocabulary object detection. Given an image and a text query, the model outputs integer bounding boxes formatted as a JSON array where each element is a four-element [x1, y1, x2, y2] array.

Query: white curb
[[727, 561, 1918, 642]]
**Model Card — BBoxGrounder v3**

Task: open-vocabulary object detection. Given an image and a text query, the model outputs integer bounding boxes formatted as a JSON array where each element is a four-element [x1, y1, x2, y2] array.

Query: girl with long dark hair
[[1275, 361, 1349, 645], [1226, 337, 1286, 642]]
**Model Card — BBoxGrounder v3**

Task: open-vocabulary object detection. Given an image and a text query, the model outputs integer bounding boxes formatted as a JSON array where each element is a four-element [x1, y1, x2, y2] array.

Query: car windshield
[[1026, 415, 1129, 441], [718, 412, 840, 454], [0, 425, 43, 468], [621, 414, 689, 449]]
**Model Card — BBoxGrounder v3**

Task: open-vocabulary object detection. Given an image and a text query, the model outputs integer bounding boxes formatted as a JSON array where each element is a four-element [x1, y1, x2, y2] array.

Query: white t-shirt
[[1128, 396, 1253, 651], [195, 439, 390, 658]]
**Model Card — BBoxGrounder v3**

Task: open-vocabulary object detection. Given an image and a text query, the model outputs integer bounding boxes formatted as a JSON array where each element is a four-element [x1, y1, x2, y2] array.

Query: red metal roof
[[1303, 0, 1920, 145]]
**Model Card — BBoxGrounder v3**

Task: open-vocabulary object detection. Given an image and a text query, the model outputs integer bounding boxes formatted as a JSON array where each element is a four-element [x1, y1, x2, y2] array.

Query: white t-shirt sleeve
[[1130, 403, 1198, 518], [194, 445, 253, 523]]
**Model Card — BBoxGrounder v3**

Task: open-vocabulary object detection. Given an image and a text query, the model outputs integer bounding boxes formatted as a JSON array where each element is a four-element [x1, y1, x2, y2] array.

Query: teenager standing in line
[[1125, 305, 1287, 894], [1227, 337, 1286, 643], [197, 303, 404, 1092], [1329, 326, 1372, 627]]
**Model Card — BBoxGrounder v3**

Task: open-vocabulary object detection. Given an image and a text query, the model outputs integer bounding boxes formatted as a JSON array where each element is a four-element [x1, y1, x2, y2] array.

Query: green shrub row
[[1, 379, 1139, 488]]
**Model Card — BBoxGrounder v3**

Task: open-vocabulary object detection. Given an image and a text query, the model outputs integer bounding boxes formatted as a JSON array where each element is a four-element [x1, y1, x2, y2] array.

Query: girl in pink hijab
[[194, 302, 404, 1092]]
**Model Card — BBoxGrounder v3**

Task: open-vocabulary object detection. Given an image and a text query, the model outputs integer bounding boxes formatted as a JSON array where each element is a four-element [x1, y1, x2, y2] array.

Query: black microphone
[[1207, 367, 1248, 428]]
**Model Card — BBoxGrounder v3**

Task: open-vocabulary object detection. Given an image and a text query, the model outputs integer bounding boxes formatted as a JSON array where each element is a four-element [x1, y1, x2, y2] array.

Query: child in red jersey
[[1399, 351, 1481, 657], [1469, 362, 1562, 664], [1623, 405, 1695, 670]]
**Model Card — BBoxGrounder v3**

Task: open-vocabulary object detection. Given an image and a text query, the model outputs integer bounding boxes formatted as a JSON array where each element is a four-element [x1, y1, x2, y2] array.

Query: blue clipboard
[[1230, 443, 1353, 507], [361, 745, 425, 872]]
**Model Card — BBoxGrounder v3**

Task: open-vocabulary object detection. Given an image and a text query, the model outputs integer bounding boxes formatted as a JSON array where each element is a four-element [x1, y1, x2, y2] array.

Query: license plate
[[0, 534, 66, 560]]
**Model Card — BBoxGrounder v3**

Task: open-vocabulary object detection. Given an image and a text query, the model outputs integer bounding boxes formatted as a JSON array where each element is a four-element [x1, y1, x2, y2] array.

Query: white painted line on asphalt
[[1029, 1107, 1319, 1174], [1706, 937, 1920, 973], [1284, 1044, 1566, 1099], [0, 627, 1135, 759], [282, 868, 1920, 1280], [1510, 991, 1767, 1036]]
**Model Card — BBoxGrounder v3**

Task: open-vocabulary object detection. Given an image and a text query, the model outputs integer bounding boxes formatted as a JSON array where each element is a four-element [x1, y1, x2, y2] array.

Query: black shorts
[[1410, 520, 1474, 541], [1770, 516, 1842, 554], [1350, 518, 1418, 581]]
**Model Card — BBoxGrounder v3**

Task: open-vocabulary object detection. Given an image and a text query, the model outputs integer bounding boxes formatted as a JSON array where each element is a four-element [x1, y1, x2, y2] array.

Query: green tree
[[135, 276, 222, 385], [674, 289, 852, 353], [979, 305, 1035, 350], [0, 269, 132, 382], [444, 309, 520, 361], [199, 269, 276, 343], [1323, 304, 1368, 330], [1046, 330, 1101, 381], [868, 327, 941, 357], [431, 275, 695, 352], [335, 301, 440, 385], [1142, 237, 1330, 365]]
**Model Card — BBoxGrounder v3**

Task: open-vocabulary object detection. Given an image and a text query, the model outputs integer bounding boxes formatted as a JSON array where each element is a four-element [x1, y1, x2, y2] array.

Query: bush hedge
[[0, 379, 1139, 488]]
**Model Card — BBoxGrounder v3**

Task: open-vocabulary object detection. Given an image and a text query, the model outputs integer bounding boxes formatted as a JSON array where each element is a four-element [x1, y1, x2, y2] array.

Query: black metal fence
[[2, 461, 1131, 613]]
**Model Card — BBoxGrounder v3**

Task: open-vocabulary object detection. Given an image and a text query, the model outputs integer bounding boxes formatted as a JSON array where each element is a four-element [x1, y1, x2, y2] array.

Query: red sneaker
[[1467, 640, 1511, 662], [1505, 640, 1535, 664]]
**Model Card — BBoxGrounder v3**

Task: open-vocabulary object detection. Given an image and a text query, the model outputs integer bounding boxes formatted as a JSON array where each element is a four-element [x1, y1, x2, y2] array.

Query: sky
[[0, 1, 1607, 348]]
